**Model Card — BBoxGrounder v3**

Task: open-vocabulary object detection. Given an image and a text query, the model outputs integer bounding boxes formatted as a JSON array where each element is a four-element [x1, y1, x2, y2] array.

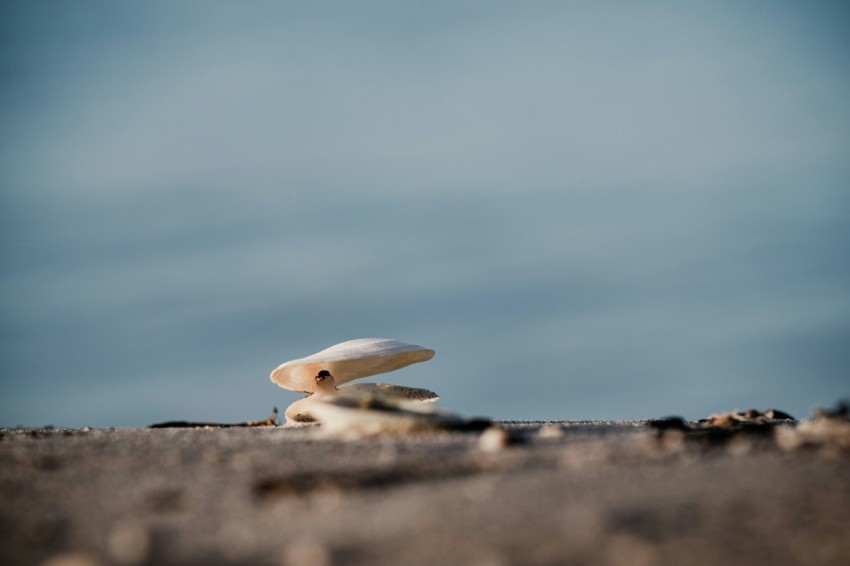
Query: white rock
[[538, 424, 565, 439], [478, 426, 520, 452]]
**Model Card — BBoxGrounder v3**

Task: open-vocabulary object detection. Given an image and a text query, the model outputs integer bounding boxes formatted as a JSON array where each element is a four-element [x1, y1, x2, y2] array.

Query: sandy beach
[[1, 419, 849, 566]]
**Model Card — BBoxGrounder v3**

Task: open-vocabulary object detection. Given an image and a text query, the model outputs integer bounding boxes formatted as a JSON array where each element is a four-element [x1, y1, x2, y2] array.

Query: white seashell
[[270, 338, 435, 394], [284, 395, 325, 425], [305, 395, 468, 437]]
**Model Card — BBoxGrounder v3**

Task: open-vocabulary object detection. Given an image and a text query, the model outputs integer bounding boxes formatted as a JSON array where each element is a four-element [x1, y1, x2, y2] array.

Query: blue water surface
[[1, 1, 848, 426]]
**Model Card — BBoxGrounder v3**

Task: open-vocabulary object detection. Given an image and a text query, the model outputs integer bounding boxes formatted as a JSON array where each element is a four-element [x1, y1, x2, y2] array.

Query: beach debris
[[647, 409, 797, 451], [647, 416, 689, 432], [270, 338, 438, 425], [776, 401, 850, 455], [478, 425, 523, 452], [148, 408, 279, 428], [813, 401, 849, 421], [304, 394, 490, 437], [645, 417, 691, 452], [701, 408, 795, 426]]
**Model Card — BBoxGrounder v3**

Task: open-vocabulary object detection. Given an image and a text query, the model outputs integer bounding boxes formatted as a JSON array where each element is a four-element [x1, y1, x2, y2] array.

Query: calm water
[[2, 1, 848, 426]]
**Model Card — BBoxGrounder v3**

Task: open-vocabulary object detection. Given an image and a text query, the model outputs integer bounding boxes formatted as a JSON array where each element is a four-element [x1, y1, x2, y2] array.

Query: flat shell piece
[[270, 338, 435, 393]]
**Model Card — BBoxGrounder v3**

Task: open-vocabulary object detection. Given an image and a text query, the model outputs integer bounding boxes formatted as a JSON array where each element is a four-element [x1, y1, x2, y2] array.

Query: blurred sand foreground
[[1, 420, 848, 565]]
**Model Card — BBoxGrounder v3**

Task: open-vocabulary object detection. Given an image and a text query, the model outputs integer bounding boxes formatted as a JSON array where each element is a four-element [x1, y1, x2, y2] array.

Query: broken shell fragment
[[704, 408, 796, 427], [305, 395, 488, 437], [283, 384, 439, 426], [338, 383, 439, 404], [270, 338, 435, 394]]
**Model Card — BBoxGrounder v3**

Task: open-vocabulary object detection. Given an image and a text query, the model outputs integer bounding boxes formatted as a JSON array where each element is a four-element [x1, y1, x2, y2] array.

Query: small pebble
[[538, 424, 564, 439], [478, 426, 519, 452]]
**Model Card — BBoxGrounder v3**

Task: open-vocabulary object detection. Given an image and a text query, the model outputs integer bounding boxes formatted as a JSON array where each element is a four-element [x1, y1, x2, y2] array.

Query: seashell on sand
[[271, 339, 437, 426]]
